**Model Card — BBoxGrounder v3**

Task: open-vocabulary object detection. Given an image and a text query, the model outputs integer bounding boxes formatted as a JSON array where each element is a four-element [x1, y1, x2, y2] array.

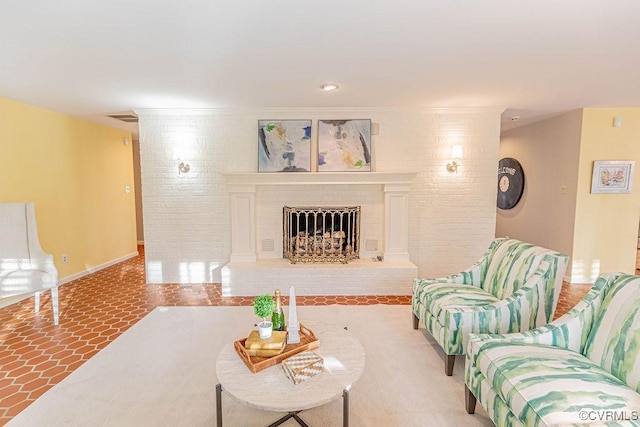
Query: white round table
[[216, 327, 365, 427]]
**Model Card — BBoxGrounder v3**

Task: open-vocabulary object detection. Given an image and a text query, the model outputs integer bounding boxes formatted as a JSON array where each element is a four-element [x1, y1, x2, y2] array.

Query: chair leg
[[445, 355, 455, 376], [51, 287, 59, 325], [34, 291, 40, 313], [465, 385, 477, 414], [412, 313, 419, 329]]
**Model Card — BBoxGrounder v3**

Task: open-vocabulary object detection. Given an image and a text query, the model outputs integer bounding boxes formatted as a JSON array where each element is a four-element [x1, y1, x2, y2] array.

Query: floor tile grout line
[[0, 246, 589, 425]]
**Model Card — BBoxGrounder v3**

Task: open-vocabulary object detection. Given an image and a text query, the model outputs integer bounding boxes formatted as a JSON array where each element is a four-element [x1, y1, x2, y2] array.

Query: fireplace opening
[[283, 206, 360, 264]]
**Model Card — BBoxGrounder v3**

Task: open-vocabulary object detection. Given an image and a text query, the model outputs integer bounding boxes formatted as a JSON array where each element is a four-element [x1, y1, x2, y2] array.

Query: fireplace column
[[228, 184, 257, 262], [384, 183, 411, 262]]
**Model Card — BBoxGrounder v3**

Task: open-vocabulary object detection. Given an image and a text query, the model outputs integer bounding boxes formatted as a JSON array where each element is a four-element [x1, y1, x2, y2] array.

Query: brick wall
[[138, 108, 501, 284]]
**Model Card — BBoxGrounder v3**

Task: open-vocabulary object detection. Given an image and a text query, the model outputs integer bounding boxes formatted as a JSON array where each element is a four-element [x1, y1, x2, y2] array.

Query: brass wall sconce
[[178, 161, 191, 176], [446, 145, 463, 173]]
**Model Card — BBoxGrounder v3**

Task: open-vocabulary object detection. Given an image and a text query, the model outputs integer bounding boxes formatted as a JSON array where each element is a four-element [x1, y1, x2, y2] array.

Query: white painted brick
[[139, 108, 500, 286], [221, 259, 418, 296]]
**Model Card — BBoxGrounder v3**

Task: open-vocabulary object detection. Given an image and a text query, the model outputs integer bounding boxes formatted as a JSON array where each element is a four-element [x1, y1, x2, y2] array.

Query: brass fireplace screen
[[283, 206, 360, 264]]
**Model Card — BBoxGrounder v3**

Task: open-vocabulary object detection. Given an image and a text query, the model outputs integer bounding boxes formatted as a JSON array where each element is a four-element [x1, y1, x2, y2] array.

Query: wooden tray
[[234, 324, 320, 373]]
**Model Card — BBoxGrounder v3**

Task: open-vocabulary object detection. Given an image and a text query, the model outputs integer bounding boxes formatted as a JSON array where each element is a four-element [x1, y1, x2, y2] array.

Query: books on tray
[[244, 330, 287, 357]]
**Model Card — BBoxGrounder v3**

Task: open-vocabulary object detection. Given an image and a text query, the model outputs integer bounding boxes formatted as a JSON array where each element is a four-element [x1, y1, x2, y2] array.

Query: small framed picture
[[590, 160, 635, 194], [258, 120, 312, 172], [317, 119, 371, 172]]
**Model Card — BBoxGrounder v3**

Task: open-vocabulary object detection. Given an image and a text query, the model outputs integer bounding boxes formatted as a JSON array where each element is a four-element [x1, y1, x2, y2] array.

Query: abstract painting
[[317, 119, 371, 172], [258, 120, 312, 172]]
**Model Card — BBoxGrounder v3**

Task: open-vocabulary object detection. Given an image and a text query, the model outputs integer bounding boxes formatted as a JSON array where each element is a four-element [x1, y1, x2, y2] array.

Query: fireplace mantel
[[223, 172, 416, 187], [224, 172, 417, 263]]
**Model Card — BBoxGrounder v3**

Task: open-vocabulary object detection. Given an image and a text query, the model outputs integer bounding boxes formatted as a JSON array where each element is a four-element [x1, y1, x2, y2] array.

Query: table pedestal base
[[216, 384, 350, 427]]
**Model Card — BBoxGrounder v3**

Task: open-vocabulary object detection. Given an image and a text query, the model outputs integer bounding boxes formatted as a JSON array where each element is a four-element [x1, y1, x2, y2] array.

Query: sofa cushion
[[584, 275, 640, 392], [472, 340, 640, 426], [418, 283, 500, 325], [482, 240, 547, 300]]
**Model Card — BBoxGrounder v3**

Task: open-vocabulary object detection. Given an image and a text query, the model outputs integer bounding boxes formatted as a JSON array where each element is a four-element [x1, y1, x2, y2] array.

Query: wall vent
[[107, 114, 139, 123]]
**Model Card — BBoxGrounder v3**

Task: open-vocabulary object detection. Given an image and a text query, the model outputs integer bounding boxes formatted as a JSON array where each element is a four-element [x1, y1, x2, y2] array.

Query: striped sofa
[[465, 273, 640, 426], [412, 238, 568, 375]]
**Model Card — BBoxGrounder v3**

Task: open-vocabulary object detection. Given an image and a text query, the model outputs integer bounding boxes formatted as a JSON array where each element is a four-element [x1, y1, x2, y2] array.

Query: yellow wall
[[572, 108, 640, 281], [0, 97, 137, 281]]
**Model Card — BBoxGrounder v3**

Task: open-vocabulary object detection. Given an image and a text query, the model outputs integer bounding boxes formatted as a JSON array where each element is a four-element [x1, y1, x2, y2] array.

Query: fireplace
[[283, 206, 360, 264], [222, 172, 418, 296], [224, 172, 415, 264]]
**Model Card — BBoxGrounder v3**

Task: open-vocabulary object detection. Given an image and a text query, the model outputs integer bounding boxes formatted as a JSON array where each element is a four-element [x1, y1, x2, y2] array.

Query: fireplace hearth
[[283, 206, 360, 264]]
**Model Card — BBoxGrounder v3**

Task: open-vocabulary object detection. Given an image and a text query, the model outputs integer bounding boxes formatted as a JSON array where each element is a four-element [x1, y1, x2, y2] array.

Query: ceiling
[[1, 1, 639, 136]]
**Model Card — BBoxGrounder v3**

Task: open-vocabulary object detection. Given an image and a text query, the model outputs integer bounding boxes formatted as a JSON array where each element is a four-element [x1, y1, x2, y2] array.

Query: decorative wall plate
[[497, 157, 525, 209]]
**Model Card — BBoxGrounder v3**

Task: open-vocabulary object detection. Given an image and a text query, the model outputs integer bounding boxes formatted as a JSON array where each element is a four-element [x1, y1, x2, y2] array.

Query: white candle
[[288, 286, 298, 324], [287, 286, 300, 344]]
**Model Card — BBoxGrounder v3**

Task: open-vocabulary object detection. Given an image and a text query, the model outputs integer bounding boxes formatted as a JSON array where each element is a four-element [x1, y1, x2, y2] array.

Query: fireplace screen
[[283, 206, 360, 264]]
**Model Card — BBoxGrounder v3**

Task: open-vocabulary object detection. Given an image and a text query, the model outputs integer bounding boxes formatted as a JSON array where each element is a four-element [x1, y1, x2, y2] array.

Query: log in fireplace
[[283, 206, 360, 264]]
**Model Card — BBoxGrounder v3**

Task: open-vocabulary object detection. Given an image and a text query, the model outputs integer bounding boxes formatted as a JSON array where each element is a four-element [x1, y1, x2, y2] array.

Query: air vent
[[107, 114, 138, 123]]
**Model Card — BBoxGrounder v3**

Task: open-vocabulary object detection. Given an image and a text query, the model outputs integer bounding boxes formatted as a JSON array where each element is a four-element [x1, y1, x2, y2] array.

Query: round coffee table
[[215, 326, 365, 427]]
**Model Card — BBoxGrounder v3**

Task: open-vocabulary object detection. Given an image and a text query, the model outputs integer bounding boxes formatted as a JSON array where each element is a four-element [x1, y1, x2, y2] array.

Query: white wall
[[138, 107, 502, 284], [497, 110, 582, 278]]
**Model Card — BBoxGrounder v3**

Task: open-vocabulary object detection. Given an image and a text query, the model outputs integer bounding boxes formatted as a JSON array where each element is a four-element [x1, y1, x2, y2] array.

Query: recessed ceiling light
[[320, 83, 339, 91]]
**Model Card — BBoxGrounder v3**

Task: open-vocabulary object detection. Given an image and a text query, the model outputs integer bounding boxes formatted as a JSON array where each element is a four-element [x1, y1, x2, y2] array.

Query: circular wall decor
[[497, 157, 525, 210]]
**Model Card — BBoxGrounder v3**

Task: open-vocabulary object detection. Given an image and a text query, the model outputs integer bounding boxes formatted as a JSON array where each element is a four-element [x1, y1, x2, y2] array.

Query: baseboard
[[1, 252, 139, 309], [59, 251, 139, 285], [0, 293, 35, 308], [137, 240, 144, 246], [565, 275, 596, 285]]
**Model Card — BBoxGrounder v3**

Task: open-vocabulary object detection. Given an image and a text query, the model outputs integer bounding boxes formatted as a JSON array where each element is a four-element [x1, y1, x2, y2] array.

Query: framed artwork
[[258, 120, 312, 172], [317, 119, 371, 172], [590, 160, 635, 194]]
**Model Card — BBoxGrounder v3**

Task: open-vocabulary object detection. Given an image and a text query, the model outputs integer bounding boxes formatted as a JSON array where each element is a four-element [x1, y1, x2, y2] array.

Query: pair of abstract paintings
[[258, 119, 371, 172]]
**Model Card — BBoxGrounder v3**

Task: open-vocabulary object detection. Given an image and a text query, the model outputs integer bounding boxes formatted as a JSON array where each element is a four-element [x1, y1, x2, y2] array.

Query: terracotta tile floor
[[0, 246, 590, 425]]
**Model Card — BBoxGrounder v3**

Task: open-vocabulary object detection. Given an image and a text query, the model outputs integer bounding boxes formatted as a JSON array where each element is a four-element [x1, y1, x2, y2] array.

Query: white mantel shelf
[[223, 172, 417, 186]]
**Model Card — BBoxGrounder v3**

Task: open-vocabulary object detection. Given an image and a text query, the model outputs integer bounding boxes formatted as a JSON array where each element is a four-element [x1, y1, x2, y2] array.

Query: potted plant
[[253, 294, 275, 339]]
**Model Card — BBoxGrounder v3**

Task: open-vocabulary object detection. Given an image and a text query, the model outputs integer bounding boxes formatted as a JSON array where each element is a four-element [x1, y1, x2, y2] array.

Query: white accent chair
[[0, 202, 59, 324]]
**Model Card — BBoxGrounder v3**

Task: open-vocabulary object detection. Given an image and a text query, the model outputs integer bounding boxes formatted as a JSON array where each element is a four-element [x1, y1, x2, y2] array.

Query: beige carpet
[[8, 305, 492, 426]]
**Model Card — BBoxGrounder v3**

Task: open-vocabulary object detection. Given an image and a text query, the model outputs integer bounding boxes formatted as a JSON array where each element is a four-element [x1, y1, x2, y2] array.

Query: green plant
[[253, 294, 275, 321]]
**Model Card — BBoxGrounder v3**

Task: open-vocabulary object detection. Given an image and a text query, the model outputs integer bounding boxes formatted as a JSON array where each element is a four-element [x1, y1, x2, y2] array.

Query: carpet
[[8, 305, 492, 426]]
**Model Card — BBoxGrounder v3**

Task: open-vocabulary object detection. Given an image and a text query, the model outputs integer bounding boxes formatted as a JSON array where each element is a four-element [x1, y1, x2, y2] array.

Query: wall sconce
[[446, 145, 463, 173], [178, 161, 191, 176]]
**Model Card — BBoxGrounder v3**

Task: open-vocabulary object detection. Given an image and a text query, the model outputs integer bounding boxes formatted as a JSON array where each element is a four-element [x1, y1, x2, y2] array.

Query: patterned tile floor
[[0, 246, 590, 425]]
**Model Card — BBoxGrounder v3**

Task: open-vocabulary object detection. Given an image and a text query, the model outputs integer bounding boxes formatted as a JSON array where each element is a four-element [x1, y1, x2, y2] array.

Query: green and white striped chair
[[412, 238, 569, 375], [465, 273, 640, 427]]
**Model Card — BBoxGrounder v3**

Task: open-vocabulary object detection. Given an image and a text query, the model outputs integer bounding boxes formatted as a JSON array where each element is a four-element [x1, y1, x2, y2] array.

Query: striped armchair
[[465, 273, 640, 426], [412, 238, 568, 375]]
